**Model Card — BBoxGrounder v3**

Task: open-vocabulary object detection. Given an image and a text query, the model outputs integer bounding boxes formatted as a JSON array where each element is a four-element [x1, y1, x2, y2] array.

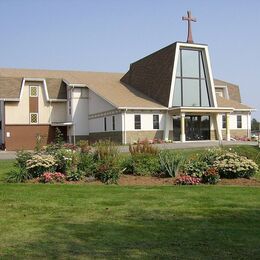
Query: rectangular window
[[134, 115, 141, 130], [222, 115, 226, 129], [237, 115, 242, 128], [30, 113, 38, 124], [104, 117, 107, 131], [153, 115, 159, 129], [112, 116, 115, 131], [30, 86, 38, 97]]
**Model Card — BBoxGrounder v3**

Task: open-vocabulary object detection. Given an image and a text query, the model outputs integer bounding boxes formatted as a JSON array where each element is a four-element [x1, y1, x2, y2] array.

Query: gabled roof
[[121, 43, 176, 107], [0, 68, 165, 109]]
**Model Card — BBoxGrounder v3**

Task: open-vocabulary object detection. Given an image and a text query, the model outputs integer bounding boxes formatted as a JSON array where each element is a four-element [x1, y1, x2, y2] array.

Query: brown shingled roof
[[216, 96, 252, 110], [214, 79, 241, 103], [121, 43, 176, 107], [0, 68, 165, 108]]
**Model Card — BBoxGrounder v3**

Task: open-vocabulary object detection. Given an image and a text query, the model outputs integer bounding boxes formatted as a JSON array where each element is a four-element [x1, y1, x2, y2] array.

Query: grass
[[0, 185, 260, 259], [0, 145, 259, 258]]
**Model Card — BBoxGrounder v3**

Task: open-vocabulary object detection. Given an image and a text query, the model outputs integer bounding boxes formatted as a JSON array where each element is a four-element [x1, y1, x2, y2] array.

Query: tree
[[251, 118, 260, 131]]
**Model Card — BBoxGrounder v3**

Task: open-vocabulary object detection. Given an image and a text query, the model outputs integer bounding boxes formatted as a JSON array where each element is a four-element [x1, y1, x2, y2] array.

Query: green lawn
[[0, 185, 260, 259], [0, 146, 260, 258]]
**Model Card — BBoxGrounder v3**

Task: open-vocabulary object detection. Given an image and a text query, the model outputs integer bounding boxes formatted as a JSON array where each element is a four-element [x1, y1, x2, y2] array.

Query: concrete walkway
[[118, 141, 258, 153], [0, 141, 258, 160]]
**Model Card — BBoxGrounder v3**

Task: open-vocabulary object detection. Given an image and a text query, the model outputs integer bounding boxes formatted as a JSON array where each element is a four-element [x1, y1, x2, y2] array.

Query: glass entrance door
[[172, 115, 210, 141], [185, 115, 210, 140]]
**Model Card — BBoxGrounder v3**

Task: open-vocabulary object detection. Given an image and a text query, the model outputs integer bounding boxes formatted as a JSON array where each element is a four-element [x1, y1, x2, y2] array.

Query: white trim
[[169, 106, 234, 112], [214, 85, 229, 99], [118, 106, 167, 110], [168, 43, 180, 107], [51, 122, 73, 126], [168, 42, 217, 108]]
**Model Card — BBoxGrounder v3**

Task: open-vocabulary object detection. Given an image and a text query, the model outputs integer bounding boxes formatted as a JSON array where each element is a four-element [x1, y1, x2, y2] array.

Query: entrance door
[[185, 115, 210, 140]]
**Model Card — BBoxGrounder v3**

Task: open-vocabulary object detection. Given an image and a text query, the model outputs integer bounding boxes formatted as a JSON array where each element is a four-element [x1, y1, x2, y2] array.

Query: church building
[[0, 11, 254, 150]]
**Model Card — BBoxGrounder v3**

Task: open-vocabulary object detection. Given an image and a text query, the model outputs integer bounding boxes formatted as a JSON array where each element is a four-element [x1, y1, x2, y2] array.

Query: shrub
[[5, 169, 32, 183], [39, 172, 65, 183], [198, 147, 224, 165], [54, 148, 79, 174], [175, 175, 201, 185], [5, 151, 33, 183], [78, 153, 97, 177], [15, 150, 32, 170], [26, 154, 57, 177], [66, 170, 85, 181], [184, 160, 208, 178], [96, 158, 120, 184], [213, 152, 259, 179], [202, 167, 220, 184], [132, 154, 160, 176], [129, 140, 159, 155], [94, 140, 118, 160], [78, 140, 91, 153], [120, 156, 134, 174], [159, 151, 185, 177]]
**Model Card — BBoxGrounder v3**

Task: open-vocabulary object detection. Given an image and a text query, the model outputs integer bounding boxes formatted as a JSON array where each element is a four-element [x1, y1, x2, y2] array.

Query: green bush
[[5, 169, 32, 183], [54, 148, 79, 174], [202, 167, 220, 184], [132, 154, 160, 176], [5, 151, 33, 183], [120, 156, 134, 175], [78, 153, 97, 177], [15, 150, 32, 170], [159, 151, 185, 177], [66, 170, 85, 181], [198, 147, 224, 165], [184, 160, 208, 178], [214, 152, 259, 179], [96, 158, 120, 184], [26, 154, 57, 177]]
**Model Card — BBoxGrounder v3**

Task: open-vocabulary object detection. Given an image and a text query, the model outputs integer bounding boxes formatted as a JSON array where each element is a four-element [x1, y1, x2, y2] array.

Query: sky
[[0, 0, 259, 120]]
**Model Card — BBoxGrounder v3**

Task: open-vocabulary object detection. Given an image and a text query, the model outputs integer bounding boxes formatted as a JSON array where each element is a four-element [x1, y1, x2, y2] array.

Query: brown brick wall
[[29, 97, 38, 113], [126, 130, 164, 143], [4, 125, 67, 151]]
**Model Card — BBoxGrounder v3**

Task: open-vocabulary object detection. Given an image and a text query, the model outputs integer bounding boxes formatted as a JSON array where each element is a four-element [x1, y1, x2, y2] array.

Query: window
[[104, 117, 107, 131], [112, 116, 115, 131], [216, 91, 223, 97], [237, 115, 242, 128], [30, 113, 38, 124], [30, 86, 38, 97], [222, 115, 226, 129], [68, 101, 72, 115], [153, 115, 159, 129], [134, 115, 141, 129], [172, 49, 210, 107]]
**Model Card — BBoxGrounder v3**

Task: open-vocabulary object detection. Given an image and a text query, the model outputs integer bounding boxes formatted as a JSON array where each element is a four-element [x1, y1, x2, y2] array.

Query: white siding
[[89, 90, 115, 114], [89, 114, 122, 133], [124, 111, 165, 131], [71, 87, 89, 135]]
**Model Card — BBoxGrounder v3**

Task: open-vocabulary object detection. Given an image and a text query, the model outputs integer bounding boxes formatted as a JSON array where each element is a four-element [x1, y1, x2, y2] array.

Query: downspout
[[124, 109, 127, 144]]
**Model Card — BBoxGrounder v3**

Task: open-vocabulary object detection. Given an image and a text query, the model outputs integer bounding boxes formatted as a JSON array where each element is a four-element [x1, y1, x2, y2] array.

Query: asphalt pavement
[[0, 141, 258, 160]]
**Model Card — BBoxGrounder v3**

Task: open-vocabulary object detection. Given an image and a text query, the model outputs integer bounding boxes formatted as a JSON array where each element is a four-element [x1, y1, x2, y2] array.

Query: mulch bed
[[118, 175, 260, 186], [28, 174, 260, 186]]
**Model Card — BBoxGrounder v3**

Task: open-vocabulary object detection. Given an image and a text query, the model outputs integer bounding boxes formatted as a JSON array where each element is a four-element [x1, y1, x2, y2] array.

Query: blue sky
[[0, 0, 259, 120]]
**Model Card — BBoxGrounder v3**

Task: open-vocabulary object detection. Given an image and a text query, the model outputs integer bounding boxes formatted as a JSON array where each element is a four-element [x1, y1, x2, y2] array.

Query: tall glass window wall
[[172, 49, 211, 107]]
